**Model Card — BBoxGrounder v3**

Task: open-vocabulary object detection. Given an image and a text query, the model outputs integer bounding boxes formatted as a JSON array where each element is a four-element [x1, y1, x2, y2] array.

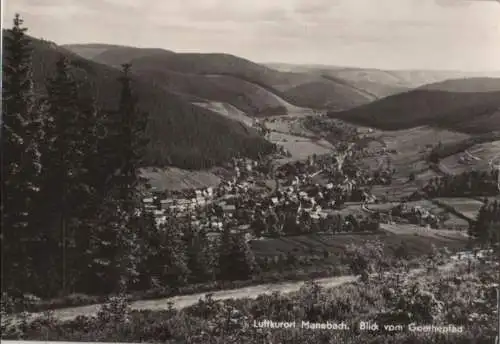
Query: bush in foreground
[[2, 259, 497, 344]]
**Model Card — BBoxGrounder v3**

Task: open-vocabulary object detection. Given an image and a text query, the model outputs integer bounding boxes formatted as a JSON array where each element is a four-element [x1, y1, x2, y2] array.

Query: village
[[140, 133, 451, 242]]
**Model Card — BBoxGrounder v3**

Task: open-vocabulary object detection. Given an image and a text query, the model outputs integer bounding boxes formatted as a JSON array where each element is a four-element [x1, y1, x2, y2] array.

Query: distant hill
[[7, 34, 274, 170], [267, 63, 500, 98], [112, 64, 291, 116], [56, 43, 175, 61], [419, 77, 500, 93], [321, 68, 500, 89], [328, 78, 500, 134], [68, 44, 176, 66], [71, 45, 315, 90], [282, 80, 373, 111], [63, 44, 382, 111]]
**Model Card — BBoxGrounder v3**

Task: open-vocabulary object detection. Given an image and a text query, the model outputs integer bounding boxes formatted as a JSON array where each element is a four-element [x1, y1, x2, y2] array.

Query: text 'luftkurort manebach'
[[252, 320, 464, 333]]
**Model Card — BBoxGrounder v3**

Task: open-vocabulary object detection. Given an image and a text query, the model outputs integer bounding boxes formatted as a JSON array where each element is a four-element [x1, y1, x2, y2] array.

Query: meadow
[[433, 198, 484, 222], [250, 230, 467, 259]]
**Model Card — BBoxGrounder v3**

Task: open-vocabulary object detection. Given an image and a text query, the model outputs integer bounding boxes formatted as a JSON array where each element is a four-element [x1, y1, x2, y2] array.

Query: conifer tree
[[231, 233, 259, 279], [41, 55, 96, 294], [113, 63, 149, 212], [217, 227, 258, 280], [2, 13, 43, 294], [137, 216, 190, 288], [84, 191, 139, 294], [70, 85, 112, 291], [184, 226, 214, 283], [85, 64, 150, 293]]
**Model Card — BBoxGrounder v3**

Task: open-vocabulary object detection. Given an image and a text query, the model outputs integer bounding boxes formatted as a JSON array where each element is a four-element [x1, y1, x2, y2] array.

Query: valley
[[3, 17, 500, 344]]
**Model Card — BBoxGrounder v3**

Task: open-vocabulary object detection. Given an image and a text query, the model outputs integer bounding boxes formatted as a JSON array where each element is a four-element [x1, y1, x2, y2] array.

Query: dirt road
[[26, 276, 356, 322], [19, 262, 460, 323]]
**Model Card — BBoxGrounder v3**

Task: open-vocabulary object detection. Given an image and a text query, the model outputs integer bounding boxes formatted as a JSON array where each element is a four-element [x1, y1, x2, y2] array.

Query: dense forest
[[469, 199, 500, 247], [421, 170, 499, 198], [3, 27, 276, 171], [1, 15, 261, 300]]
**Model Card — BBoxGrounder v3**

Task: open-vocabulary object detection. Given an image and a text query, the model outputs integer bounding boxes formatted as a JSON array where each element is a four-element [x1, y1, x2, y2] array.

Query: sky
[[3, 0, 500, 71]]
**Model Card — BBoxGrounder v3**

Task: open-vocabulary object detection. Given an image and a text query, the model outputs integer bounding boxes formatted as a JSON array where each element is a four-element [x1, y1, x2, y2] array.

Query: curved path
[[11, 262, 463, 324], [15, 276, 356, 323]]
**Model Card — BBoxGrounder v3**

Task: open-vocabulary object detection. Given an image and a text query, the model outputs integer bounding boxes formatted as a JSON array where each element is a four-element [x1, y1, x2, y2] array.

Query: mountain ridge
[[63, 44, 397, 110], [328, 78, 500, 134], [7, 33, 275, 170]]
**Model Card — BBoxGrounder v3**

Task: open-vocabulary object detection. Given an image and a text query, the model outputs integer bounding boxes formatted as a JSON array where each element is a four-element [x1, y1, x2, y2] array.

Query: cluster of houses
[[139, 145, 391, 238], [391, 203, 441, 228], [140, 157, 275, 233]]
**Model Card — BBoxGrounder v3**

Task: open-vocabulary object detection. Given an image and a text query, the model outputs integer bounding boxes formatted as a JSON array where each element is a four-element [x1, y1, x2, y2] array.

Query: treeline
[[469, 199, 500, 247], [251, 207, 379, 238], [428, 134, 500, 163], [421, 170, 499, 197], [3, 14, 148, 297], [303, 116, 359, 143], [1, 15, 258, 299]]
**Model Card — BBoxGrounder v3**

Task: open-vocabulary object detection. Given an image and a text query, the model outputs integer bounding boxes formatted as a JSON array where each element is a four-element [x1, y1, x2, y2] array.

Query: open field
[[361, 126, 469, 180], [440, 139, 500, 174], [317, 202, 369, 218], [375, 126, 470, 153], [433, 197, 484, 221], [370, 181, 421, 200], [364, 202, 400, 211], [379, 223, 467, 241], [405, 199, 471, 229], [359, 126, 474, 199], [365, 199, 471, 229], [268, 131, 333, 160], [264, 117, 316, 138], [140, 167, 222, 191], [367, 168, 440, 200], [250, 229, 468, 258], [190, 103, 327, 162]]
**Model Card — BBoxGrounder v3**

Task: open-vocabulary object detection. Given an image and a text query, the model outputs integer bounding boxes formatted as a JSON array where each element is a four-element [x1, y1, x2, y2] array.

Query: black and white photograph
[[1, 0, 500, 343]]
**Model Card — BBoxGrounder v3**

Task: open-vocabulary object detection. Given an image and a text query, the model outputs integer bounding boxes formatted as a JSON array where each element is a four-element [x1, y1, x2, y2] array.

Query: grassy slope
[[329, 78, 500, 134], [18, 36, 274, 170], [439, 139, 500, 174], [250, 230, 467, 259], [139, 167, 222, 191]]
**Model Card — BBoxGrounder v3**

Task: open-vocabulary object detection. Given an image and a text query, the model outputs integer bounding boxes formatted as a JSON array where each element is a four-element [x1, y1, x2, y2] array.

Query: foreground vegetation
[[1, 15, 273, 302], [2, 254, 497, 343]]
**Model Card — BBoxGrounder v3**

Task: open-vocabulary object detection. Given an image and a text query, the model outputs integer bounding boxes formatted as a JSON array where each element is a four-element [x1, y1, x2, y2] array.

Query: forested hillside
[[329, 78, 500, 134], [1, 15, 269, 301], [9, 32, 275, 170], [65, 44, 379, 110]]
